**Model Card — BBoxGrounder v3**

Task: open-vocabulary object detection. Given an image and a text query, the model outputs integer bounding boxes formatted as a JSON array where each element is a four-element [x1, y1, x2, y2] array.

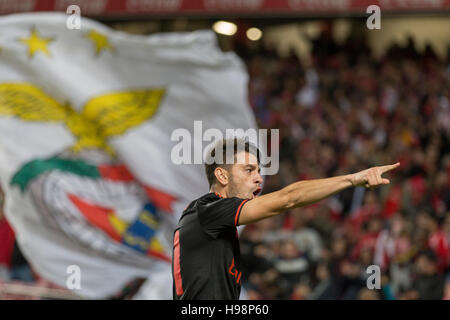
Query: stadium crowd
[[237, 29, 450, 300], [0, 25, 449, 300]]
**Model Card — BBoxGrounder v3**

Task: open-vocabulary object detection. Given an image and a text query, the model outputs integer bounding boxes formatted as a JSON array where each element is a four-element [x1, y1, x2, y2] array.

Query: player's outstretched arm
[[238, 162, 400, 225]]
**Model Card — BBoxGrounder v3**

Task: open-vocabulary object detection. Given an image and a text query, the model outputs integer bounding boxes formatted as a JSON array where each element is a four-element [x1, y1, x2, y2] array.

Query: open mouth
[[252, 187, 262, 198]]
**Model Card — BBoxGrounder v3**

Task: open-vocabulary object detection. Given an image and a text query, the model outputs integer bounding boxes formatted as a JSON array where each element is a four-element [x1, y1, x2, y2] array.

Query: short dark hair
[[204, 138, 260, 189]]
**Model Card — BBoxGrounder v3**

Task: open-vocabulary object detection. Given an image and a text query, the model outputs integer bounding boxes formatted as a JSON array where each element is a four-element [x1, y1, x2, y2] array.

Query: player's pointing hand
[[351, 162, 400, 189]]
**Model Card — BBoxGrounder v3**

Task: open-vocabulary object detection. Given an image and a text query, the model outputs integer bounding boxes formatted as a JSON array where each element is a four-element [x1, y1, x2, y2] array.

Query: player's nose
[[255, 172, 263, 185]]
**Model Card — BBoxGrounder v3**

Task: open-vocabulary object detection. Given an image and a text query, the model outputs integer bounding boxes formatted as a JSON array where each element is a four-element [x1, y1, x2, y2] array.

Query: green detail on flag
[[11, 157, 100, 192]]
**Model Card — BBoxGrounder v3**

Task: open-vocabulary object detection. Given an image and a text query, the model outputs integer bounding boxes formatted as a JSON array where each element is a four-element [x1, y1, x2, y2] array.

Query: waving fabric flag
[[0, 13, 257, 298]]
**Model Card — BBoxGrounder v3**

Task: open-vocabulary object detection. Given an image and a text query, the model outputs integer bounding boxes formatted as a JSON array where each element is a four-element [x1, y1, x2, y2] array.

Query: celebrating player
[[172, 138, 400, 300]]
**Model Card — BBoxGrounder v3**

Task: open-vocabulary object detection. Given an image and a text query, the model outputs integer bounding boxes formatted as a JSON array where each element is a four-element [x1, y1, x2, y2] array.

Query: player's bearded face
[[227, 152, 262, 200]]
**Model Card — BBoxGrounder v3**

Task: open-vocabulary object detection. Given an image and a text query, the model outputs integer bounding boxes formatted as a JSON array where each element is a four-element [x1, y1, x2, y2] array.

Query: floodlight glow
[[246, 27, 262, 41], [212, 21, 237, 36]]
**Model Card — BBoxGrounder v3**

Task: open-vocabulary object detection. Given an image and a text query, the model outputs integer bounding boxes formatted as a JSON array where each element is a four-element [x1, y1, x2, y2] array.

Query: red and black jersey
[[172, 192, 249, 300]]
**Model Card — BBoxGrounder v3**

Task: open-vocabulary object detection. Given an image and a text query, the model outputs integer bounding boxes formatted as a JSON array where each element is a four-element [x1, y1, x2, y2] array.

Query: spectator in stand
[[425, 213, 449, 272], [308, 260, 339, 299], [290, 207, 323, 263], [290, 281, 312, 300], [410, 250, 445, 299], [274, 239, 309, 298], [443, 275, 450, 300], [444, 213, 450, 272], [357, 288, 381, 300]]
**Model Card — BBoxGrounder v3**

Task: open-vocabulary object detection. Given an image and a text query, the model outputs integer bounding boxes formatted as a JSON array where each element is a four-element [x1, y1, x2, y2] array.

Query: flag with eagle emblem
[[0, 13, 257, 299]]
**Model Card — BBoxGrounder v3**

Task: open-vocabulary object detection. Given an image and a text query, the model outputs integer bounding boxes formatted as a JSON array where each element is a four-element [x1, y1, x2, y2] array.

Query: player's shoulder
[[184, 192, 247, 215], [182, 193, 220, 214], [197, 192, 247, 207]]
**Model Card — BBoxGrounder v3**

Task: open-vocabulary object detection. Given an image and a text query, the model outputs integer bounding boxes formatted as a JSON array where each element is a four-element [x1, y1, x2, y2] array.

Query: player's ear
[[214, 166, 229, 185]]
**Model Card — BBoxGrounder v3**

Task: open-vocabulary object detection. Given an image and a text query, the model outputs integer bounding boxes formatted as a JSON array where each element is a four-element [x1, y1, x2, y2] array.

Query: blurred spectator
[[380, 272, 396, 300], [443, 275, 450, 300], [290, 281, 312, 300], [425, 212, 449, 272], [274, 239, 309, 297], [290, 208, 323, 262], [410, 250, 445, 299], [357, 288, 381, 300], [308, 260, 339, 299]]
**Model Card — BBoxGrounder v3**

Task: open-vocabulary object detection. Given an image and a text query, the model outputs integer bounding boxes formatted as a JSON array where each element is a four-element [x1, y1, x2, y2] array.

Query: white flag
[[0, 13, 258, 299]]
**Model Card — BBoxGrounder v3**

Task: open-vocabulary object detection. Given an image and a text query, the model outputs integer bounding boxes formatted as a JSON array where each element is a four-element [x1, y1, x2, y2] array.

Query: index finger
[[379, 162, 400, 174]]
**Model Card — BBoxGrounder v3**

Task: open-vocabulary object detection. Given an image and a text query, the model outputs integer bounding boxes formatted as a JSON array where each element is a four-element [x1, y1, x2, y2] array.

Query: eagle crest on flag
[[0, 81, 176, 265]]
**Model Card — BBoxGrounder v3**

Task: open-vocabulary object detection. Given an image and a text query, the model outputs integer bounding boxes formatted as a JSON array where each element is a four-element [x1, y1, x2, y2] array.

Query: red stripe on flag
[[98, 164, 134, 182], [68, 193, 122, 242], [147, 249, 172, 263], [144, 185, 177, 213]]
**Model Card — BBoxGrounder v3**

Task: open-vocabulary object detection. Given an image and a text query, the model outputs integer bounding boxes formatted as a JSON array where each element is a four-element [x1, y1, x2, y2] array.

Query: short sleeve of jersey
[[197, 197, 248, 239]]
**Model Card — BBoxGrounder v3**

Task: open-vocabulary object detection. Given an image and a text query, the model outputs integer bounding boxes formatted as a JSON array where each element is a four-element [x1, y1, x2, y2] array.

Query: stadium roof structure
[[1, 0, 450, 19]]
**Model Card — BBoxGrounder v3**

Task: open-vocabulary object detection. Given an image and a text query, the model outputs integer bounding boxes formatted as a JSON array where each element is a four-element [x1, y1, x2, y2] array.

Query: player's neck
[[209, 187, 228, 198]]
